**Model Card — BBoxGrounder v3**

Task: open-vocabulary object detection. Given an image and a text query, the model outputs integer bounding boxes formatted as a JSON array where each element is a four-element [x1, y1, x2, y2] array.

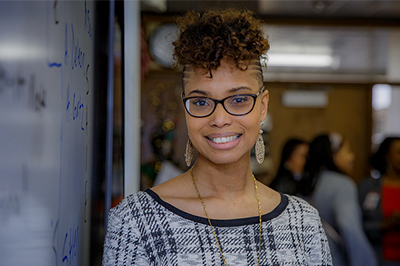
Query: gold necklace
[[190, 168, 262, 266]]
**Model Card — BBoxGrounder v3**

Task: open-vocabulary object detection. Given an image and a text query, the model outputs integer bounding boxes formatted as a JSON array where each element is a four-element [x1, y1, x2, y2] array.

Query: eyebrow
[[187, 89, 209, 96], [187, 86, 253, 96], [228, 86, 252, 93]]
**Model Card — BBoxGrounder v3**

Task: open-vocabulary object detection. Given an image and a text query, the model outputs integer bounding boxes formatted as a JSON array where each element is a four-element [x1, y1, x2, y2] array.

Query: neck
[[191, 154, 255, 198]]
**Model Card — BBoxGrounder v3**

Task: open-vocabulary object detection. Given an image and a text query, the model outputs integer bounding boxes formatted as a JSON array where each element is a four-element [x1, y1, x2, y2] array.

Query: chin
[[201, 152, 250, 166]]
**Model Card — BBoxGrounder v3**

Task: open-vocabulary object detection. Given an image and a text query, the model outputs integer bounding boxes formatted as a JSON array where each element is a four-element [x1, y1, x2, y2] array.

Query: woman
[[300, 133, 377, 266], [270, 138, 308, 195], [103, 9, 331, 265], [359, 137, 400, 266]]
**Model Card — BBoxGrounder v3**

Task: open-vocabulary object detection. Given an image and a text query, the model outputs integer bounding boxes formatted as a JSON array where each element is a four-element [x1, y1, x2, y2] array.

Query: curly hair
[[172, 8, 270, 76]]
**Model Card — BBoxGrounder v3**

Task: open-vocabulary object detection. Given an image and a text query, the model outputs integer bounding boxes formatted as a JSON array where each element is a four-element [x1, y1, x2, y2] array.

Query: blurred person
[[103, 8, 332, 265], [359, 136, 400, 266], [270, 138, 308, 195], [300, 133, 378, 266]]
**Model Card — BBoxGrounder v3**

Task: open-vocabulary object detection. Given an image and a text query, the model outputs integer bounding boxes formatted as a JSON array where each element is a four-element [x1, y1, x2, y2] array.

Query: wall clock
[[149, 23, 179, 68]]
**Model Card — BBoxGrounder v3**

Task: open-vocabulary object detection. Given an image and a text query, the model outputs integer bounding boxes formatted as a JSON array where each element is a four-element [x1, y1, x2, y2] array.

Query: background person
[[300, 132, 377, 266], [269, 138, 308, 195], [359, 136, 400, 266]]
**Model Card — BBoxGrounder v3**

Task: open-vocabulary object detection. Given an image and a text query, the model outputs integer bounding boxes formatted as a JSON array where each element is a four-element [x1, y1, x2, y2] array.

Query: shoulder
[[280, 195, 330, 254], [269, 194, 332, 264], [284, 196, 330, 240], [284, 195, 322, 223], [116, 190, 152, 209], [286, 195, 318, 213], [103, 191, 155, 260], [319, 170, 356, 189], [107, 190, 155, 225]]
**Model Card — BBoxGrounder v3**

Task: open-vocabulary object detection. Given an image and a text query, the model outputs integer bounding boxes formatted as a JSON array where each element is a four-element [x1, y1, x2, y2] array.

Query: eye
[[230, 95, 251, 105], [191, 98, 210, 107]]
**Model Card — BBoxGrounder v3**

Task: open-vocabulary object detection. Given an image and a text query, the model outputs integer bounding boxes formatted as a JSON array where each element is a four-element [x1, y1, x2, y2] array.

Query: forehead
[[183, 60, 262, 90], [294, 143, 308, 151]]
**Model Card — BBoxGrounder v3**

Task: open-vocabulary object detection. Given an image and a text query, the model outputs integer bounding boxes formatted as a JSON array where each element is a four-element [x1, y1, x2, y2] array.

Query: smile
[[208, 135, 240, 144]]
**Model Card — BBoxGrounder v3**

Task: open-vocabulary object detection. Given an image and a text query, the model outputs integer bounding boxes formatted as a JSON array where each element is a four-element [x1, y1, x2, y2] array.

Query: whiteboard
[[0, 1, 95, 265]]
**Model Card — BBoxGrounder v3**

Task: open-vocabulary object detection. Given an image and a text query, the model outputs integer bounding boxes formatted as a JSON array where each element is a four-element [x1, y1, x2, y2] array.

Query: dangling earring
[[185, 138, 194, 167], [255, 122, 265, 164]]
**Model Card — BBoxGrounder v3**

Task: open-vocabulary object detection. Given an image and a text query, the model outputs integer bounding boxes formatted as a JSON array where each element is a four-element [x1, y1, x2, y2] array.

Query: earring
[[255, 123, 265, 164], [185, 138, 193, 167]]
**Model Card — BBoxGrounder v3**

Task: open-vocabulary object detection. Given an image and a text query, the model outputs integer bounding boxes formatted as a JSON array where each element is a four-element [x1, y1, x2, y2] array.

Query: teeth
[[210, 135, 239, 144]]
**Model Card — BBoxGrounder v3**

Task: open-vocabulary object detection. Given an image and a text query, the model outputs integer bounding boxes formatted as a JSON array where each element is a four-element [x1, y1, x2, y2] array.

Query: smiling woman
[[103, 8, 332, 266]]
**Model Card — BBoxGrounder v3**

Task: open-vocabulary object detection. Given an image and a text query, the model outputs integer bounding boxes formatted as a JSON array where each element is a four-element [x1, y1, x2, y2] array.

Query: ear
[[260, 89, 269, 122]]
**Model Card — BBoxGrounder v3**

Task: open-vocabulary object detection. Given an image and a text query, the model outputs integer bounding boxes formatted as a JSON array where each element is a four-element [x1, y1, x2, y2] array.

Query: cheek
[[245, 118, 261, 139], [339, 155, 354, 172], [186, 116, 201, 138], [342, 155, 352, 166], [346, 152, 355, 164], [334, 154, 344, 168], [291, 157, 304, 171]]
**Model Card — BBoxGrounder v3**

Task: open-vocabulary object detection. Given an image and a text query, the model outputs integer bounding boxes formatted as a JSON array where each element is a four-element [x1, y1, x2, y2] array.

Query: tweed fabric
[[103, 189, 332, 266]]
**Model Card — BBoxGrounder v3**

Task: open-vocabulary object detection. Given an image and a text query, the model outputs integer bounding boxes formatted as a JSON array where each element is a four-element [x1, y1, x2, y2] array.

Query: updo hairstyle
[[172, 8, 270, 76]]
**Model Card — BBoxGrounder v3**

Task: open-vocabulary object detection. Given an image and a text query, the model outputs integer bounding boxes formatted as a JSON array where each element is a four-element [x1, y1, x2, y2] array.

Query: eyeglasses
[[182, 86, 265, 118]]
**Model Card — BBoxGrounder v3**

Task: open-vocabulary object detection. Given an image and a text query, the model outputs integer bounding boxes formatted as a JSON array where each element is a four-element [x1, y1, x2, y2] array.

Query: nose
[[209, 102, 232, 127]]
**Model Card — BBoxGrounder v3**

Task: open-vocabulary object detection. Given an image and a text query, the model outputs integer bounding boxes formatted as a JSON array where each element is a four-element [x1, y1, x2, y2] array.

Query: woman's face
[[333, 139, 355, 175], [286, 144, 309, 175], [183, 59, 269, 166], [387, 140, 400, 173]]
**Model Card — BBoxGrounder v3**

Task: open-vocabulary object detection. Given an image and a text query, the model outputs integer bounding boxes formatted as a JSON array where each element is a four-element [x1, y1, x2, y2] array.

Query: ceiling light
[[282, 90, 328, 108], [265, 53, 336, 67]]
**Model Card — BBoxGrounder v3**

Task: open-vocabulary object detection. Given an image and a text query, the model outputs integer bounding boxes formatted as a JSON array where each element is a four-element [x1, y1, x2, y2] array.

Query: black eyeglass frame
[[181, 86, 265, 118]]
